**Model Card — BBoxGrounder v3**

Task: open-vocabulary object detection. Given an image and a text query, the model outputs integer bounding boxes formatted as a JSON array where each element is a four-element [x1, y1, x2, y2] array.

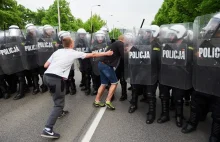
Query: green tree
[[152, 0, 220, 26], [83, 14, 106, 33], [198, 0, 220, 15], [41, 0, 82, 31], [17, 5, 37, 26], [0, 0, 22, 29], [109, 28, 122, 39], [151, 0, 174, 25], [35, 7, 46, 25]]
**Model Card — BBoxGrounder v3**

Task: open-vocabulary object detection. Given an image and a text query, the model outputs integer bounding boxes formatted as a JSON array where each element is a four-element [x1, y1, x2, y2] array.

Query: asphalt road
[[0, 70, 210, 142]]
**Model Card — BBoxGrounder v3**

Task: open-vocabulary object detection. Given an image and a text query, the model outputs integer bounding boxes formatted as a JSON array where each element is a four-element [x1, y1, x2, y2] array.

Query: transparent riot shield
[[159, 23, 193, 90], [74, 33, 91, 72], [23, 31, 38, 70], [124, 28, 159, 85], [37, 35, 56, 66], [0, 30, 26, 75], [193, 12, 220, 97], [0, 31, 5, 75], [74, 33, 91, 53], [90, 33, 108, 76]]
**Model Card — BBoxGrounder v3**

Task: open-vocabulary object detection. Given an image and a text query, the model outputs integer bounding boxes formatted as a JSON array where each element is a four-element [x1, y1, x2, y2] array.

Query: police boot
[[65, 80, 70, 95], [0, 91, 3, 99], [24, 83, 30, 93], [40, 84, 48, 93], [119, 83, 127, 101], [0, 86, 10, 99], [81, 86, 87, 91], [140, 88, 149, 103], [32, 75, 40, 95], [175, 100, 184, 127], [199, 106, 209, 122], [80, 72, 85, 87], [181, 111, 198, 133], [92, 89, 98, 96], [209, 137, 219, 142], [157, 99, 170, 123], [140, 96, 149, 103], [128, 89, 138, 113], [146, 97, 156, 124], [209, 119, 220, 142], [84, 81, 91, 95], [85, 88, 91, 95], [170, 95, 175, 111], [27, 78, 33, 88], [70, 80, 76, 95], [40, 75, 48, 93], [14, 82, 25, 100]]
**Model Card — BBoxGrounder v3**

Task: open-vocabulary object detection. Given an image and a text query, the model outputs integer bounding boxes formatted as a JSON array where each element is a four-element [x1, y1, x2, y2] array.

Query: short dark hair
[[62, 37, 72, 48]]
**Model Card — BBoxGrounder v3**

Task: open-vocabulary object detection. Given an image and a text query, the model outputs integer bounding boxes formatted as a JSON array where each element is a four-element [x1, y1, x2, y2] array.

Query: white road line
[[81, 107, 107, 142]]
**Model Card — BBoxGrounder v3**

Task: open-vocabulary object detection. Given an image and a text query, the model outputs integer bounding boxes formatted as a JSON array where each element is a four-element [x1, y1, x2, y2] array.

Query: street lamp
[[57, 0, 75, 32], [91, 5, 101, 32], [57, 0, 61, 32]]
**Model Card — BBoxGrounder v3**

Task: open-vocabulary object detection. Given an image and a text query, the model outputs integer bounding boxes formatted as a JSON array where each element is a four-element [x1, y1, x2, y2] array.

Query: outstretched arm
[[85, 50, 113, 58]]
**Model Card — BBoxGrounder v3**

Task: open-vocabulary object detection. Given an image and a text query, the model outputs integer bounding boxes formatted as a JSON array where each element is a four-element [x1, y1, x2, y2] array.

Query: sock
[[45, 127, 51, 131]]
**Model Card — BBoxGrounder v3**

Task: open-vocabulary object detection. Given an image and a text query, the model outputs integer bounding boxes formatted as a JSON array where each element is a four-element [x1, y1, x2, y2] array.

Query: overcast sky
[[17, 0, 163, 30]]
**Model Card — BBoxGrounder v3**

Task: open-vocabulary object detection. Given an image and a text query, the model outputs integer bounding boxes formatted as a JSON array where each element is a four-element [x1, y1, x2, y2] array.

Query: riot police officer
[[182, 13, 220, 142], [2, 25, 29, 100], [57, 31, 76, 95], [100, 26, 111, 45], [158, 24, 193, 127], [125, 25, 160, 124], [90, 31, 108, 95], [74, 28, 92, 95], [25, 23, 40, 95], [0, 30, 10, 99], [37, 25, 56, 93]]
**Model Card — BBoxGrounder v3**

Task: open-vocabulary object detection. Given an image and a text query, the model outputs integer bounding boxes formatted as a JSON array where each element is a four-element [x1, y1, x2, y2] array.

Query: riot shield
[[37, 34, 56, 66], [23, 28, 39, 70], [74, 32, 91, 72], [74, 33, 90, 53], [90, 32, 108, 76], [193, 12, 220, 97], [159, 23, 193, 90], [124, 28, 159, 85], [0, 30, 26, 75], [0, 30, 5, 75]]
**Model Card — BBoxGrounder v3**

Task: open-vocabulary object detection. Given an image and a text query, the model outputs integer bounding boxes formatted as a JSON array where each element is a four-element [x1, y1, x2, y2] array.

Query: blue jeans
[[98, 62, 118, 85]]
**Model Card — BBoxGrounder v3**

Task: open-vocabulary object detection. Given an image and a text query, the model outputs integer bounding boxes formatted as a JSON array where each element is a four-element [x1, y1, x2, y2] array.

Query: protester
[[41, 37, 113, 139]]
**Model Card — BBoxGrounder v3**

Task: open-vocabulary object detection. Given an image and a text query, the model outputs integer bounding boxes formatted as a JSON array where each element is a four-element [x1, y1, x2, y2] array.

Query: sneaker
[[41, 128, 60, 139], [58, 110, 69, 119], [105, 101, 115, 110], [93, 101, 105, 107]]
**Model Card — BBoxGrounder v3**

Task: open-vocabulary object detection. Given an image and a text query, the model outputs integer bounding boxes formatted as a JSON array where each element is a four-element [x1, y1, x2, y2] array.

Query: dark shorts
[[98, 62, 118, 85]]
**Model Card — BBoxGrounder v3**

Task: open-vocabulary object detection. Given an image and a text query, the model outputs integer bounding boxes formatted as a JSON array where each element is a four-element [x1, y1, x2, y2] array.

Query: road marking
[[81, 107, 107, 142]]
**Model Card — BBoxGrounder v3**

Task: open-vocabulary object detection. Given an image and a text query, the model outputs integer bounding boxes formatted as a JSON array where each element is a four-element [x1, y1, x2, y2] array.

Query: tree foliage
[[83, 14, 106, 33], [0, 0, 106, 32], [109, 28, 122, 39], [152, 0, 220, 26]]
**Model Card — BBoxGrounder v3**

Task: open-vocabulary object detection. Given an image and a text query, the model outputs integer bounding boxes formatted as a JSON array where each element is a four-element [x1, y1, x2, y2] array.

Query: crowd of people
[[0, 11, 220, 142]]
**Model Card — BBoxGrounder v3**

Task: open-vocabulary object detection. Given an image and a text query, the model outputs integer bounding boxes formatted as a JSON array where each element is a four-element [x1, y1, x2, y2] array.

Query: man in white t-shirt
[[41, 37, 113, 139]]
